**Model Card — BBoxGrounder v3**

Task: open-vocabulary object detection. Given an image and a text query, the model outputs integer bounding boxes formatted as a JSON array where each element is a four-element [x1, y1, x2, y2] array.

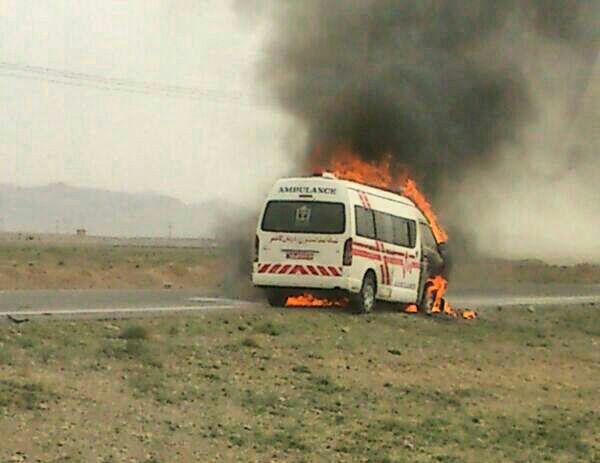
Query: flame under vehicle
[[252, 173, 447, 313]]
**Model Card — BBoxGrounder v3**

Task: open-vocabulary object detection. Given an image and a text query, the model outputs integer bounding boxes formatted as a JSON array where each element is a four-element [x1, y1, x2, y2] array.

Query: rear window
[[261, 201, 345, 234]]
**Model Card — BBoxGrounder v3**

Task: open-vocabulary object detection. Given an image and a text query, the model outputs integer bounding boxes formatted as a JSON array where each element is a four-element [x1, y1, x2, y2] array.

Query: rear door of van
[[255, 180, 349, 288]]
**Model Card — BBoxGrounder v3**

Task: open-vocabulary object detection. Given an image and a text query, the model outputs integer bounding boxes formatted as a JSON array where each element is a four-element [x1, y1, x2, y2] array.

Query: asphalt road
[[447, 284, 600, 308], [0, 284, 598, 321]]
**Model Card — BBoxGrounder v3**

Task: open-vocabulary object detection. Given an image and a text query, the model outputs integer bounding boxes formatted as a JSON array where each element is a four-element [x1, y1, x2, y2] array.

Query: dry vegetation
[[0, 305, 598, 462], [451, 258, 600, 288], [0, 244, 224, 290]]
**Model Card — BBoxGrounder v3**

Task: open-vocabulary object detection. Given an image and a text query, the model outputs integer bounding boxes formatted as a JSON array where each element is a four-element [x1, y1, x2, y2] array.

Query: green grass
[[0, 306, 598, 462]]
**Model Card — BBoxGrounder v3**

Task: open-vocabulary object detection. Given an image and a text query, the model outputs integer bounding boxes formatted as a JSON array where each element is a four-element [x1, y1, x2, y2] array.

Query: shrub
[[118, 325, 149, 340]]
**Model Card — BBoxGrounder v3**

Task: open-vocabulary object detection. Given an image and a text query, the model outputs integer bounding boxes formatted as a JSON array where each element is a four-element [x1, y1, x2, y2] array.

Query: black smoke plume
[[252, 0, 598, 195]]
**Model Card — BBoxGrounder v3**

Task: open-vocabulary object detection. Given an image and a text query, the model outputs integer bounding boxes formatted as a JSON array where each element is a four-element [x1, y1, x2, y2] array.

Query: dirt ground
[[450, 257, 600, 288], [0, 243, 225, 291], [0, 305, 598, 462]]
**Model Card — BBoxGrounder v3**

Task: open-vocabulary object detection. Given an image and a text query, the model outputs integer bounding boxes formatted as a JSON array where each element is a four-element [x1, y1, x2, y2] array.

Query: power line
[[0, 62, 244, 98], [0, 62, 268, 108], [0, 70, 242, 103]]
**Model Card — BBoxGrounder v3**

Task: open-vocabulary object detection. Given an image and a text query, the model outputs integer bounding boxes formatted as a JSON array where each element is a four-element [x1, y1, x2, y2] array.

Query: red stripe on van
[[306, 265, 319, 276], [363, 193, 372, 209], [327, 266, 342, 277], [257, 263, 343, 277], [384, 256, 405, 266], [258, 264, 270, 273], [278, 265, 291, 274], [290, 265, 309, 275], [358, 192, 365, 208], [352, 249, 382, 261], [356, 242, 414, 259], [353, 241, 380, 252], [385, 249, 406, 257], [358, 191, 371, 209], [317, 266, 330, 276]]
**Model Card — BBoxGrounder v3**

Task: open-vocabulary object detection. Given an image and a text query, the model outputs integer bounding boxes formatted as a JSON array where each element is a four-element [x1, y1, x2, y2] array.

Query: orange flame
[[315, 146, 396, 190], [309, 146, 475, 320], [425, 275, 477, 319], [286, 293, 348, 308], [405, 304, 418, 313], [312, 147, 447, 244], [462, 310, 477, 320], [402, 179, 448, 244], [426, 275, 456, 316]]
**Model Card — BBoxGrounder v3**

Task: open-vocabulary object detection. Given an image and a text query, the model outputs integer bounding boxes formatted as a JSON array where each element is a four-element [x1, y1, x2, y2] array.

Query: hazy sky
[[0, 0, 295, 206]]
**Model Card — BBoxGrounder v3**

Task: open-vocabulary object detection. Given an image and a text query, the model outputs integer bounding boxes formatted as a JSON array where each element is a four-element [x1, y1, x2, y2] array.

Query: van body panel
[[348, 187, 421, 303], [254, 178, 351, 290], [253, 175, 436, 305]]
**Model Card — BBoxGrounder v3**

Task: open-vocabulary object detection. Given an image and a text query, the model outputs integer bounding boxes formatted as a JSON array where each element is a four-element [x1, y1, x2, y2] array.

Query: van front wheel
[[352, 272, 377, 314]]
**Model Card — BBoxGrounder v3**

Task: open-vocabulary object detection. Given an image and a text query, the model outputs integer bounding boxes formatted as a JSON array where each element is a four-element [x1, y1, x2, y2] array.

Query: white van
[[252, 173, 447, 313]]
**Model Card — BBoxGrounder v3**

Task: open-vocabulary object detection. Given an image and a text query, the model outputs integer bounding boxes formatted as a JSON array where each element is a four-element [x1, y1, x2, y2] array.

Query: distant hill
[[0, 183, 233, 238]]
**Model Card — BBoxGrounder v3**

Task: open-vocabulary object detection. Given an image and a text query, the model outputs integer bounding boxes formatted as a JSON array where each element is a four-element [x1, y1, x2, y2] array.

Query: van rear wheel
[[266, 289, 287, 307], [351, 272, 377, 314]]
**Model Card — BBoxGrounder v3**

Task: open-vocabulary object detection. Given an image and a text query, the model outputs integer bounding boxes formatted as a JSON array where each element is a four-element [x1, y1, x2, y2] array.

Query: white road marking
[[450, 295, 600, 308], [187, 297, 242, 304], [1, 294, 597, 321], [0, 304, 246, 319]]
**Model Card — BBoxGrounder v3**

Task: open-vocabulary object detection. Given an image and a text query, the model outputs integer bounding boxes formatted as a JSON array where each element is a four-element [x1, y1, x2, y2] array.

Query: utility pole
[[168, 222, 173, 239]]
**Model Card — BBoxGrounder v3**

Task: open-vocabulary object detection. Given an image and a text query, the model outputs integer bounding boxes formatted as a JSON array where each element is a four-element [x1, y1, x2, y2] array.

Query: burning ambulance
[[252, 172, 447, 313]]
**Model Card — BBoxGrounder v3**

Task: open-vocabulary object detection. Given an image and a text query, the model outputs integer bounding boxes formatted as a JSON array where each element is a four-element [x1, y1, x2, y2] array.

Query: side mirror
[[437, 242, 449, 260], [437, 242, 451, 278]]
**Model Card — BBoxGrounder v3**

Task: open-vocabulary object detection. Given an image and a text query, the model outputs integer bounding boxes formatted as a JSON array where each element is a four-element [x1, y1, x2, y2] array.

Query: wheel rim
[[363, 283, 375, 312]]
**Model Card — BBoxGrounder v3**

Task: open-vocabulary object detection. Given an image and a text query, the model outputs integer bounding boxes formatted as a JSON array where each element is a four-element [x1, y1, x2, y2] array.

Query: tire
[[266, 289, 287, 307], [351, 272, 377, 314]]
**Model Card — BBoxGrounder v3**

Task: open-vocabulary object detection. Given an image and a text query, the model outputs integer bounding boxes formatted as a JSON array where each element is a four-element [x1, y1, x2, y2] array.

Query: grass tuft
[[256, 321, 284, 336], [118, 324, 149, 340], [240, 336, 260, 348], [0, 380, 51, 410]]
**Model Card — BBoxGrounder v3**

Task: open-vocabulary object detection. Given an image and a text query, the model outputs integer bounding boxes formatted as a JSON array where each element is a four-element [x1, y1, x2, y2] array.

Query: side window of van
[[374, 211, 394, 244], [392, 216, 410, 247], [355, 206, 376, 239], [407, 220, 417, 248], [390, 216, 417, 248]]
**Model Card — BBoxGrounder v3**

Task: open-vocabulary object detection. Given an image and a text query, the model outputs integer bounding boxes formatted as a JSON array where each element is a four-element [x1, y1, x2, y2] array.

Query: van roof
[[276, 174, 428, 222]]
